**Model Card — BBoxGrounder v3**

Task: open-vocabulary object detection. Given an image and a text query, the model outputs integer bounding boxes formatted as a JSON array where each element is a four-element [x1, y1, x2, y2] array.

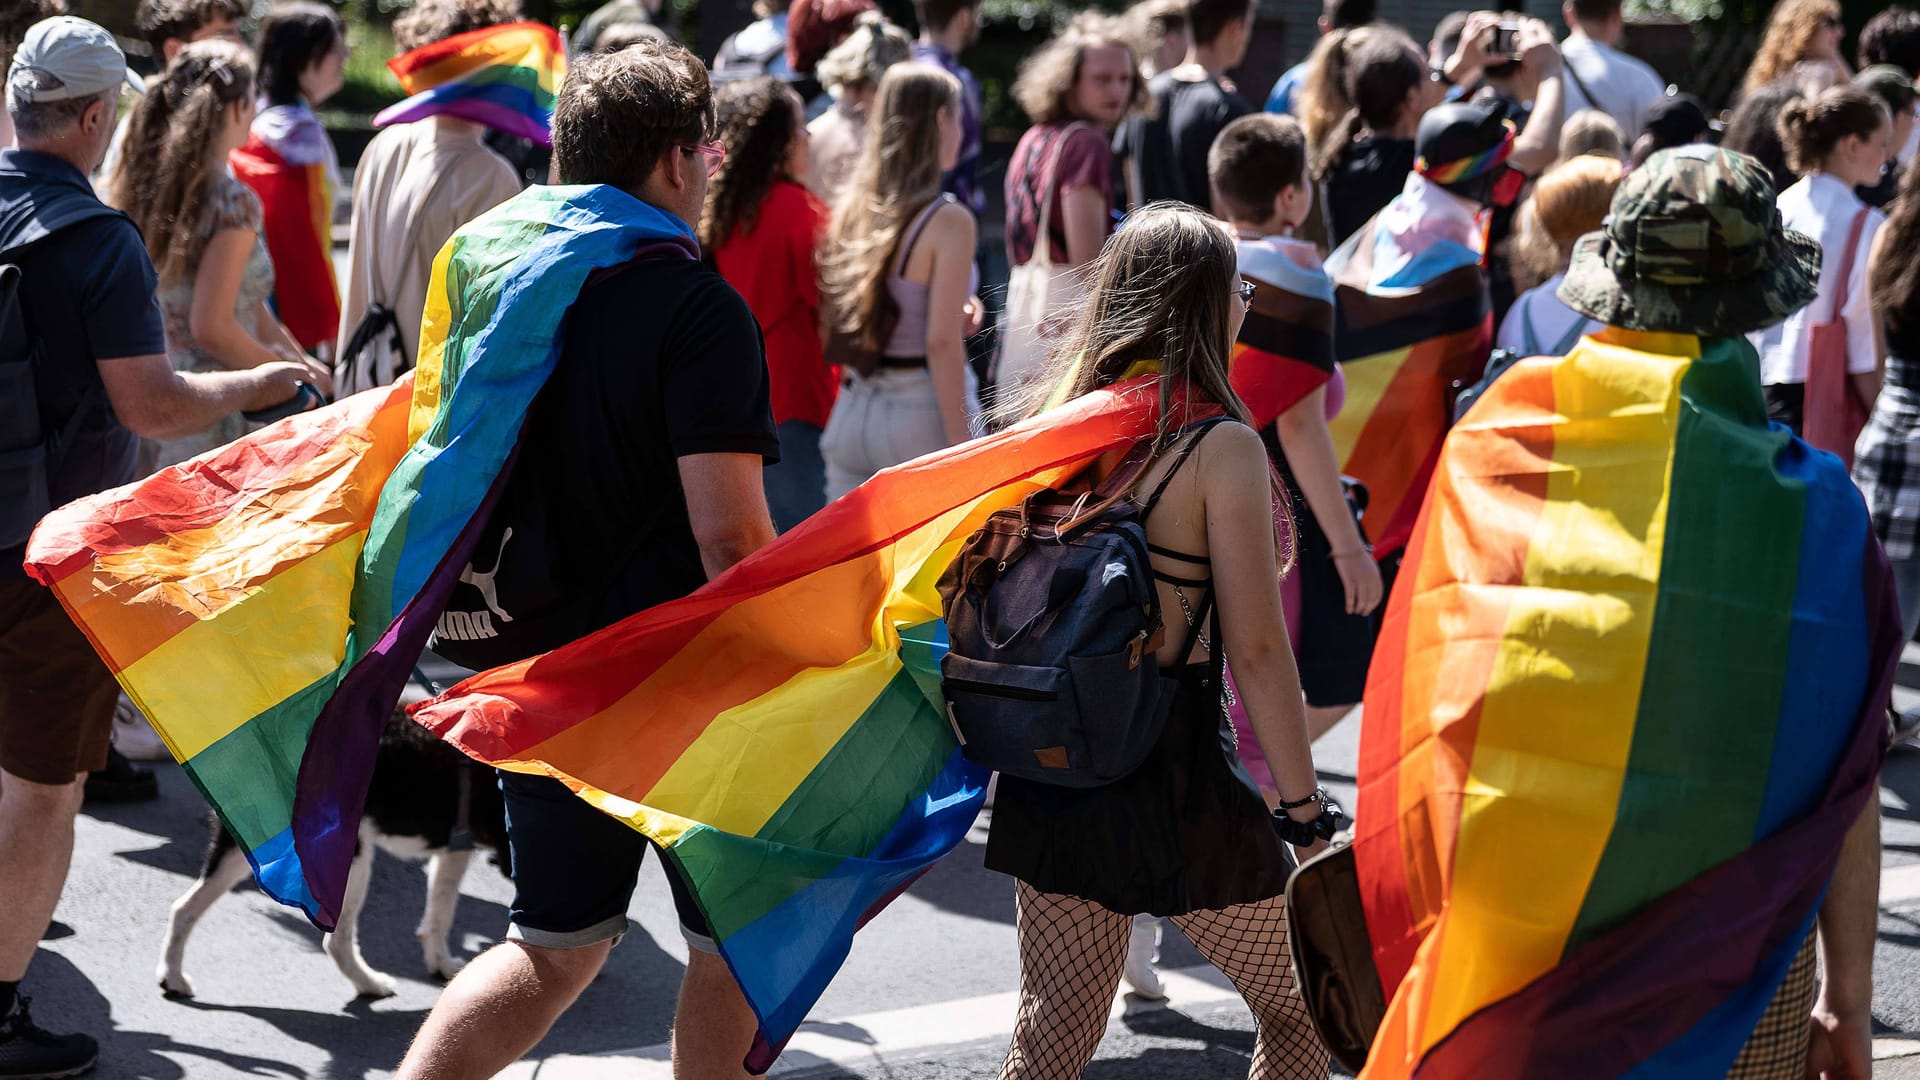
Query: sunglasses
[[682, 141, 727, 177], [1235, 279, 1257, 310]]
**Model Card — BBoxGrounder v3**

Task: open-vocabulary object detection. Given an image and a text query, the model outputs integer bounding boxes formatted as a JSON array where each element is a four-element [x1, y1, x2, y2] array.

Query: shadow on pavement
[[28, 951, 306, 1079]]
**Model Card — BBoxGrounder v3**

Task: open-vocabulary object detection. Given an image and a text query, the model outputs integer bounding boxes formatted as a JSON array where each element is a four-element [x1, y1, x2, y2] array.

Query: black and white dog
[[157, 692, 508, 999]]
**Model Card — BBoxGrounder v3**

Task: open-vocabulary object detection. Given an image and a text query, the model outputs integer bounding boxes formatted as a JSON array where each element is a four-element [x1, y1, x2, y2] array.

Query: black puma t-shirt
[[430, 256, 779, 671]]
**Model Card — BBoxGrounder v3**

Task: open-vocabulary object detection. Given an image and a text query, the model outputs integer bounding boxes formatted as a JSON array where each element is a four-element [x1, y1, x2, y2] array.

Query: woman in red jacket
[[700, 76, 835, 532]]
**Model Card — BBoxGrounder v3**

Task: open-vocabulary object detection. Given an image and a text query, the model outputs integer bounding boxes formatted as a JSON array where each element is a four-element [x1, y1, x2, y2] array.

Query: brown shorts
[[0, 580, 118, 785]]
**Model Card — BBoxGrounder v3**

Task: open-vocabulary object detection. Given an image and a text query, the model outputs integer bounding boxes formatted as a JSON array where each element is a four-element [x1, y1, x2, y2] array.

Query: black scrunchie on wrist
[[1272, 792, 1346, 846]]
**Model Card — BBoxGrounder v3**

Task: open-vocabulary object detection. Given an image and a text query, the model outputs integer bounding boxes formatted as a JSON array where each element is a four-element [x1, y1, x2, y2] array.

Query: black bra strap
[[1147, 541, 1209, 565], [1153, 569, 1210, 589]]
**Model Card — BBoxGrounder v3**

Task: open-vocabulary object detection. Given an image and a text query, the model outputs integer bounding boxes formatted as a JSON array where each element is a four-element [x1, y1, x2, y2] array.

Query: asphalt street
[[20, 645, 1920, 1080]]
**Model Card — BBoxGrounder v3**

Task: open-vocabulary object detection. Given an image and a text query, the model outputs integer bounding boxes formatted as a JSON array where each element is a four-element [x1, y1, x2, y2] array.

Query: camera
[[1490, 22, 1521, 60]]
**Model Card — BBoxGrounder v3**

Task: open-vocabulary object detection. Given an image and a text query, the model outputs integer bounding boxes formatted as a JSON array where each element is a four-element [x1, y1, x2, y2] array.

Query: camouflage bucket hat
[[1559, 146, 1820, 336]]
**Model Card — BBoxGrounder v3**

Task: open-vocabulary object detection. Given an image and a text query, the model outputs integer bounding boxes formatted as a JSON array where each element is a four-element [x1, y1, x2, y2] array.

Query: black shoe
[[83, 746, 157, 804], [0, 995, 96, 1078]]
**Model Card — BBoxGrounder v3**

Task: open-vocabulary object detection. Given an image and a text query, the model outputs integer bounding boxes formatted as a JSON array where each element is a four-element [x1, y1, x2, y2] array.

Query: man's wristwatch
[[1272, 787, 1345, 846]]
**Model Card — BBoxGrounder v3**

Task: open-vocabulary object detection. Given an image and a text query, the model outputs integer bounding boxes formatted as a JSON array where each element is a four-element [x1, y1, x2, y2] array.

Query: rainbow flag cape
[[1228, 236, 1336, 430], [411, 380, 1181, 1070], [1323, 185, 1491, 557], [375, 22, 566, 146], [24, 184, 695, 928], [231, 134, 339, 353], [1353, 329, 1899, 1077]]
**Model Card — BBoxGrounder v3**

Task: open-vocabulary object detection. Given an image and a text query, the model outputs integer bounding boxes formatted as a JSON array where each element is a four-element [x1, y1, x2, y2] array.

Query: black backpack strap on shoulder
[[1140, 415, 1234, 514]]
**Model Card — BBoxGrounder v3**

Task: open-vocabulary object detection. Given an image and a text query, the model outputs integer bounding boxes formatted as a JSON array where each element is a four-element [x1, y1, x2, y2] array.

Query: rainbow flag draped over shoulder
[[375, 22, 566, 146], [24, 185, 694, 928], [1354, 329, 1899, 1078], [1229, 236, 1336, 429], [411, 381, 1175, 1070], [231, 130, 339, 353], [1324, 178, 1491, 556]]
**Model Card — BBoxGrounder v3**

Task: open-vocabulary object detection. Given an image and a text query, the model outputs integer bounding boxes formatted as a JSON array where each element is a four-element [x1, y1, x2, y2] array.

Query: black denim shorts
[[498, 769, 716, 952]]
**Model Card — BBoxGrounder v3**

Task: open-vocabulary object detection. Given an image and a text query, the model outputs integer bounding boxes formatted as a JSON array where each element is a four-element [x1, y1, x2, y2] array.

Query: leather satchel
[[1284, 840, 1387, 1074]]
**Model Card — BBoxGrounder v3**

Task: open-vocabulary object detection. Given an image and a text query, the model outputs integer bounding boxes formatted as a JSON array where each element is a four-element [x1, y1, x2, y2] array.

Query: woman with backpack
[[984, 204, 1335, 1080], [817, 62, 981, 501]]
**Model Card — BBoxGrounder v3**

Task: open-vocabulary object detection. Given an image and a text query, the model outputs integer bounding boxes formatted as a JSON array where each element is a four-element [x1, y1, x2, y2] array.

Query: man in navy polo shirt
[[0, 17, 311, 1076]]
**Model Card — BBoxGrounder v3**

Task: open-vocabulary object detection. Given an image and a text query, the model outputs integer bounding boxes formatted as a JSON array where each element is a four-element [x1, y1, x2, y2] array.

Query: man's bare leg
[[0, 768, 85, 984], [395, 938, 610, 1079], [672, 949, 758, 1080]]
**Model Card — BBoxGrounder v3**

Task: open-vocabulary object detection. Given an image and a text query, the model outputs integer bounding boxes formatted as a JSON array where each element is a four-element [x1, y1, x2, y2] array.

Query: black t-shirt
[[429, 257, 779, 670], [1325, 136, 1416, 248], [0, 150, 165, 580], [1116, 70, 1252, 211]]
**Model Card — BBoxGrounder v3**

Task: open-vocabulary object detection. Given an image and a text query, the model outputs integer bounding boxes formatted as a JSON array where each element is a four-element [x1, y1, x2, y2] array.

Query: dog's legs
[[156, 842, 252, 997], [418, 848, 473, 980], [322, 826, 398, 998]]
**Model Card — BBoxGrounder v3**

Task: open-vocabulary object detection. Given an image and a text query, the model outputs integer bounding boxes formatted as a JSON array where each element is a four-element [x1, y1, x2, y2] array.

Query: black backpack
[[0, 190, 124, 548], [936, 417, 1228, 787]]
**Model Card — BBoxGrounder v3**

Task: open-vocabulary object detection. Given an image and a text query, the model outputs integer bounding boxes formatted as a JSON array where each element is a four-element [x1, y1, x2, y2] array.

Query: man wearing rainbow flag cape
[[1353, 146, 1897, 1078]]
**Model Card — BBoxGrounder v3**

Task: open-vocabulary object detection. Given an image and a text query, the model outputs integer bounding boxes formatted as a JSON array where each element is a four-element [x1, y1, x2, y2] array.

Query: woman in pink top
[[702, 76, 835, 532]]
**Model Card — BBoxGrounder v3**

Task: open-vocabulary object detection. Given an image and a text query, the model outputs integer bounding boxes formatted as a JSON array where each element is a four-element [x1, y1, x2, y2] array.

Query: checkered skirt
[[1853, 379, 1920, 561]]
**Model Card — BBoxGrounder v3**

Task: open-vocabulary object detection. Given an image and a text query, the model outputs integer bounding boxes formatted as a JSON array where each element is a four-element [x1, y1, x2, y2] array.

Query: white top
[[336, 117, 521, 365], [1560, 35, 1669, 142], [1751, 172, 1885, 385], [1497, 275, 1594, 356]]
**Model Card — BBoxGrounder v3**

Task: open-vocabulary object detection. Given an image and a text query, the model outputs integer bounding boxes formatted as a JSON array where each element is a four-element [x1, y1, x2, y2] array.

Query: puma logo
[[459, 527, 514, 625]]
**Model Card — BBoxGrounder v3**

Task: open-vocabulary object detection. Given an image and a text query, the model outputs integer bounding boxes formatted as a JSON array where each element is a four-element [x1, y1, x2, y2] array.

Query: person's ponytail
[[1775, 85, 1887, 174]]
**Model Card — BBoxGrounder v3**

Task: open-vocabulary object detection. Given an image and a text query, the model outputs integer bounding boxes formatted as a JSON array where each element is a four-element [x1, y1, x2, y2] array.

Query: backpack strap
[[1548, 313, 1590, 356], [1139, 415, 1234, 513]]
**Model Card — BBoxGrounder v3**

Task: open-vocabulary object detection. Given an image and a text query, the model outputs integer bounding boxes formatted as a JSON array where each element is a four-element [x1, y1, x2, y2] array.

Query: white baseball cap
[[7, 17, 143, 105]]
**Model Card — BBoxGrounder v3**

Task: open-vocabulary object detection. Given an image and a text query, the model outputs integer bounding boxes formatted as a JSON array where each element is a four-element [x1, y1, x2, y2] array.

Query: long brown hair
[[819, 62, 960, 355], [1872, 155, 1920, 334], [699, 77, 804, 253], [106, 38, 255, 287], [1744, 0, 1840, 93], [1012, 203, 1251, 439], [1012, 203, 1286, 548]]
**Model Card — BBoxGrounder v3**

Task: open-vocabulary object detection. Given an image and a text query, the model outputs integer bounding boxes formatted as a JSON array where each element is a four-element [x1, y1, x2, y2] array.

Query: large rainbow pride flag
[[375, 21, 566, 146], [410, 379, 1180, 1069], [25, 184, 694, 928], [1353, 329, 1898, 1077], [1323, 182, 1491, 558]]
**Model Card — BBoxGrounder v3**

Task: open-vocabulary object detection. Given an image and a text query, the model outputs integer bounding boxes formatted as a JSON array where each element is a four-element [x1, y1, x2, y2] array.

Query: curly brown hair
[[106, 38, 256, 286], [393, 0, 523, 52], [1011, 12, 1145, 126], [0, 0, 64, 63], [1745, 0, 1841, 93], [698, 76, 803, 252]]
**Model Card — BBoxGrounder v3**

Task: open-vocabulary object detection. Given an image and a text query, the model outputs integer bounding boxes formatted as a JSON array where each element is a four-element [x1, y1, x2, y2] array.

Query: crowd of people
[[0, 0, 1916, 1075]]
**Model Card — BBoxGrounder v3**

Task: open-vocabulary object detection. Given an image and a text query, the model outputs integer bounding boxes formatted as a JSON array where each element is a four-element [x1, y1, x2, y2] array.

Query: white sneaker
[[1121, 915, 1166, 1000], [111, 695, 171, 762]]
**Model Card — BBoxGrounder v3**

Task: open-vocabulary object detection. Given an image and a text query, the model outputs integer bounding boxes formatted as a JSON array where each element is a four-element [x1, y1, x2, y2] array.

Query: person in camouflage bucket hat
[[1559, 145, 1821, 336]]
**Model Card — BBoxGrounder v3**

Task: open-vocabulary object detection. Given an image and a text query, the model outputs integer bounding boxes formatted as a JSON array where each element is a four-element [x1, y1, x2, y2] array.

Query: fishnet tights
[[1000, 882, 1331, 1080]]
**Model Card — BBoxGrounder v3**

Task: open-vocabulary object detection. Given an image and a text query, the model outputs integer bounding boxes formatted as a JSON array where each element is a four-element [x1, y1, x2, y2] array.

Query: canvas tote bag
[[1803, 205, 1873, 467], [994, 122, 1092, 399]]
